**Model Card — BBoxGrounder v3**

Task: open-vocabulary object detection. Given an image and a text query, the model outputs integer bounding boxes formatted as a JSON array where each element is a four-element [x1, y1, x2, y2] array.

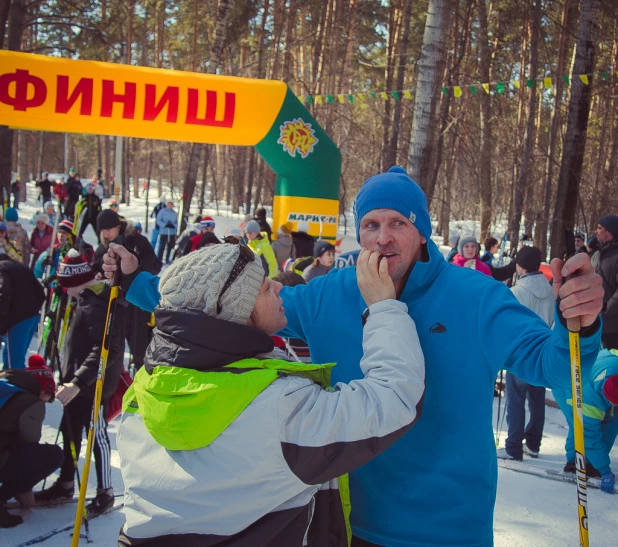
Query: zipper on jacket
[[302, 493, 316, 546]]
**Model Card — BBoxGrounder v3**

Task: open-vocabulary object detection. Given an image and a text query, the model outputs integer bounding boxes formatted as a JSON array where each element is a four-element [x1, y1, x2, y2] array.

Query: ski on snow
[[498, 459, 618, 493]]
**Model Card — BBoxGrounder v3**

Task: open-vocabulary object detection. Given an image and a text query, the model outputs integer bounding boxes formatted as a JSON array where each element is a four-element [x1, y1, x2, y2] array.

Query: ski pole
[[495, 370, 504, 447], [568, 314, 588, 547], [71, 262, 121, 546]]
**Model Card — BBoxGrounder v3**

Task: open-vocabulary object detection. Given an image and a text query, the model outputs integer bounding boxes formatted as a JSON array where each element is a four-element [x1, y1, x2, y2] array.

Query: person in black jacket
[[77, 182, 102, 241], [291, 220, 314, 259], [34, 250, 125, 518], [94, 210, 159, 370], [35, 173, 55, 204], [0, 250, 45, 370], [592, 215, 618, 350], [253, 207, 272, 242], [0, 359, 61, 528], [65, 170, 83, 220]]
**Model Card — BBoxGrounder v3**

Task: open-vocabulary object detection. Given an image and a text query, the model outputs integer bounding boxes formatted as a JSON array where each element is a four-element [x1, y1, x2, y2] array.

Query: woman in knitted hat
[[302, 240, 336, 282], [116, 244, 426, 546], [29, 213, 53, 268], [33, 221, 75, 279], [451, 235, 491, 276], [3, 208, 29, 267], [245, 219, 279, 278]]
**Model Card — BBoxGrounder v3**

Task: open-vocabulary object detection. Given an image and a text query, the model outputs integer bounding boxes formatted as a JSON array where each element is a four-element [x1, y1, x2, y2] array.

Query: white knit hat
[[159, 244, 264, 325]]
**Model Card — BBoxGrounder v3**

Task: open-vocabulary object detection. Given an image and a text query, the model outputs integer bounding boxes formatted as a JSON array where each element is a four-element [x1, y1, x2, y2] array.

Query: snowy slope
[[4, 187, 618, 546]]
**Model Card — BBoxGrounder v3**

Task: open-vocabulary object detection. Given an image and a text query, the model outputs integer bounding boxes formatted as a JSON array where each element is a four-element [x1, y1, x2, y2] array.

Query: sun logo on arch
[[277, 118, 319, 158]]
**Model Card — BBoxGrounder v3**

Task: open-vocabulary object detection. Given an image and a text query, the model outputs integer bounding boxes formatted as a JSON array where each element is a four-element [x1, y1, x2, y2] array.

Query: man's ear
[[421, 236, 427, 244]]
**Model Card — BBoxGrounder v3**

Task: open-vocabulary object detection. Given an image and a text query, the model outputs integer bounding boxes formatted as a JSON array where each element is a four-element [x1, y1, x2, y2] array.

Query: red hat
[[27, 354, 56, 397], [58, 219, 74, 233], [603, 375, 618, 405], [57, 248, 95, 288]]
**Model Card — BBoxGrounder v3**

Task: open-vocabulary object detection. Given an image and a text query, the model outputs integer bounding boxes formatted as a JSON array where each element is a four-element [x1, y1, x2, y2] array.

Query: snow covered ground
[[4, 186, 618, 546]]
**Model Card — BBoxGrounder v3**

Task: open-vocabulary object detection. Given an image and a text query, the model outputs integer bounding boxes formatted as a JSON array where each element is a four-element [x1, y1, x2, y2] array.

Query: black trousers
[[158, 235, 176, 263], [0, 443, 63, 502], [126, 304, 152, 370], [78, 217, 100, 243], [58, 396, 111, 490], [602, 332, 618, 351], [351, 538, 383, 547]]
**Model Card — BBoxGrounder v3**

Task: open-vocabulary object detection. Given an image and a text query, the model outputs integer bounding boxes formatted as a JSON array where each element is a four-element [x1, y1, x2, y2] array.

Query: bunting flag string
[[302, 69, 617, 105]]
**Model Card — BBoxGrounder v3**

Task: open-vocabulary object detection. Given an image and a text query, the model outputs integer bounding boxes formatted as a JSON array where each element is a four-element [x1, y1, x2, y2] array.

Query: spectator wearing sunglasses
[[116, 243, 425, 546]]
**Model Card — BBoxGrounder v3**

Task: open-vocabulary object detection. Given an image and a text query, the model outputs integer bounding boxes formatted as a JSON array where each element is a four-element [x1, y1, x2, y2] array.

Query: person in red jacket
[[451, 235, 492, 276], [189, 217, 216, 252], [29, 213, 54, 268]]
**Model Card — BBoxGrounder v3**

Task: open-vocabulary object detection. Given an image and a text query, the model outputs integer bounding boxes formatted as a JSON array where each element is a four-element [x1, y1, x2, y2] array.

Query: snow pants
[[0, 443, 63, 502], [58, 396, 112, 491], [157, 235, 176, 263], [505, 371, 546, 459], [150, 228, 159, 253], [553, 389, 618, 474], [126, 304, 152, 370], [2, 315, 39, 370]]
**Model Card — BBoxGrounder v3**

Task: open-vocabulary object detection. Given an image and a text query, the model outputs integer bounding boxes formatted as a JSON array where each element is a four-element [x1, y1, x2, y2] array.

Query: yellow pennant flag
[[403, 90, 412, 99], [482, 83, 490, 94], [380, 91, 389, 100], [337, 94, 344, 104], [454, 86, 462, 98], [357, 93, 365, 101], [579, 74, 589, 85], [544, 77, 553, 89], [513, 80, 521, 89], [315, 95, 322, 104]]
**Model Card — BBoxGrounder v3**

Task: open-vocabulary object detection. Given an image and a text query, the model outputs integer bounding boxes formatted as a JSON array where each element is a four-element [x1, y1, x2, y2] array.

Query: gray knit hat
[[458, 235, 479, 256], [159, 244, 265, 325], [245, 219, 261, 234]]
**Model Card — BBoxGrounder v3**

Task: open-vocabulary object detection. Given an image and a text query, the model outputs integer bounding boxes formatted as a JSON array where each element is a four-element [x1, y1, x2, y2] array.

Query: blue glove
[[600, 473, 615, 494]]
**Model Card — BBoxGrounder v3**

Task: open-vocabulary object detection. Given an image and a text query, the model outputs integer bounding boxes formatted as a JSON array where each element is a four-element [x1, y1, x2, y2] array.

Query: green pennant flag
[[562, 75, 570, 85], [348, 94, 354, 103], [370, 92, 377, 100], [525, 78, 535, 88], [496, 82, 505, 94], [470, 85, 477, 95], [392, 91, 400, 100], [306, 96, 313, 105], [327, 95, 334, 104], [600, 72, 609, 80], [441, 87, 448, 95]]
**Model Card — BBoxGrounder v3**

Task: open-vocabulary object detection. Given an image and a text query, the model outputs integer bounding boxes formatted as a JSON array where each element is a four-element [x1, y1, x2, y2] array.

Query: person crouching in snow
[[452, 235, 492, 276], [117, 244, 425, 546], [0, 356, 62, 528], [35, 250, 125, 518]]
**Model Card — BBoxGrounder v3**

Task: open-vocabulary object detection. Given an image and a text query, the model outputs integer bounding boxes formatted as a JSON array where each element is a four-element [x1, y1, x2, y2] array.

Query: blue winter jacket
[[124, 238, 602, 547], [156, 208, 178, 236], [553, 349, 618, 475]]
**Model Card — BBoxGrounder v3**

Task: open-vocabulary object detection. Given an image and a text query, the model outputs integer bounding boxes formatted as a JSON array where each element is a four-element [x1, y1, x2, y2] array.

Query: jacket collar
[[145, 307, 275, 373], [400, 238, 448, 301]]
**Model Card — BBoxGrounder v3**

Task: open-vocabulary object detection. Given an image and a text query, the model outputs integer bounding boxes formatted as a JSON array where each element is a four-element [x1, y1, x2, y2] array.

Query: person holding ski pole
[[35, 250, 126, 518], [105, 166, 605, 547], [116, 243, 425, 546]]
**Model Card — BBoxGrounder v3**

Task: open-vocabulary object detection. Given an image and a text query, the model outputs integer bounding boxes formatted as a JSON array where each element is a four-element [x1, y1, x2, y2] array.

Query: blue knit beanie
[[599, 215, 618, 240], [353, 166, 431, 243], [5, 208, 18, 222]]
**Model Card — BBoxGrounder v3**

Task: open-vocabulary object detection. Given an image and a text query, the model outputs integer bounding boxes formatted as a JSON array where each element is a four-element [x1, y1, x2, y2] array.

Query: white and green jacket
[[117, 299, 425, 546]]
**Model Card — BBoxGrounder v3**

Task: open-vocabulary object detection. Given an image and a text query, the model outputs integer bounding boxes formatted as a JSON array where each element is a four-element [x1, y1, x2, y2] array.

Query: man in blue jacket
[[103, 166, 604, 547]]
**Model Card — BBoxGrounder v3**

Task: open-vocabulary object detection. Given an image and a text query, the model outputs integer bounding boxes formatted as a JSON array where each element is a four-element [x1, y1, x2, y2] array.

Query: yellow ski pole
[[71, 264, 121, 546], [568, 314, 589, 547]]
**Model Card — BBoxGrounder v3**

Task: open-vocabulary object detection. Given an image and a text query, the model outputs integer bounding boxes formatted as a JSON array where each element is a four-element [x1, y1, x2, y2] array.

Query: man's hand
[[551, 253, 604, 328], [357, 248, 396, 307], [102, 243, 138, 279], [56, 383, 80, 406]]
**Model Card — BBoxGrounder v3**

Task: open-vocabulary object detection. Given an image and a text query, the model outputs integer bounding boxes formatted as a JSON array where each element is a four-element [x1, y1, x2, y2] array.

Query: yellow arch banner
[[0, 51, 287, 145]]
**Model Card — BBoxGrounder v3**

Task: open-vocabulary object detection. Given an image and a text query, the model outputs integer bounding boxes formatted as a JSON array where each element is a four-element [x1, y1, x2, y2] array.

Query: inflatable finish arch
[[0, 51, 341, 238]]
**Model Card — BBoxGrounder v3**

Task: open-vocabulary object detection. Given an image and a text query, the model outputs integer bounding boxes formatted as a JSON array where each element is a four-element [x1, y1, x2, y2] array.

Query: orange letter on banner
[[101, 80, 137, 119], [185, 89, 235, 128], [0, 69, 47, 111], [56, 76, 93, 115], [144, 84, 179, 123]]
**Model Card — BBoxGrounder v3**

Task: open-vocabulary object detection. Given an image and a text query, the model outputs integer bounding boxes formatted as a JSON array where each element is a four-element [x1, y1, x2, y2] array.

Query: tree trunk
[[0, 0, 25, 204], [406, 0, 455, 204], [508, 0, 540, 246], [549, 0, 601, 259], [18, 130, 27, 201]]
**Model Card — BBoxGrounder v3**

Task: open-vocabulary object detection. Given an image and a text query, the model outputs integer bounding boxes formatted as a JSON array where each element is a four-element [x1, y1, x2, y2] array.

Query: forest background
[[0, 0, 616, 258]]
